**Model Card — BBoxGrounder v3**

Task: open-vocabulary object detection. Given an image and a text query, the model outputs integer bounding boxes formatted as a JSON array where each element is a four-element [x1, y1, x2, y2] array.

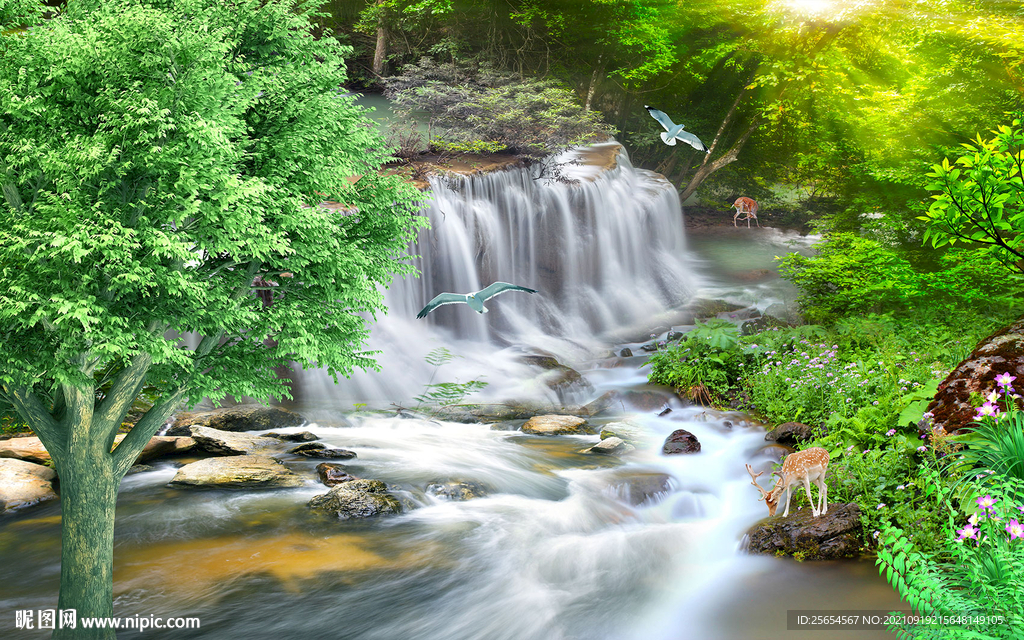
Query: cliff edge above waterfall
[[387, 142, 623, 190]]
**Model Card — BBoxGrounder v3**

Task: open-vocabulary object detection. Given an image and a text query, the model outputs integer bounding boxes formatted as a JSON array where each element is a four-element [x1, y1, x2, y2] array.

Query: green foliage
[[778, 234, 1022, 325], [432, 139, 510, 155], [951, 404, 1024, 485], [413, 348, 488, 416], [384, 57, 614, 157], [0, 0, 41, 29], [645, 323, 746, 404], [824, 445, 949, 556], [923, 115, 1024, 276], [0, 0, 427, 405], [876, 474, 1024, 638], [688, 318, 740, 351]]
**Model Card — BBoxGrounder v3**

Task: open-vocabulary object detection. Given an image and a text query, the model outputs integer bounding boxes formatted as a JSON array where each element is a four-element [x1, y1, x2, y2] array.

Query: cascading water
[[298, 143, 698, 406], [0, 140, 904, 640]]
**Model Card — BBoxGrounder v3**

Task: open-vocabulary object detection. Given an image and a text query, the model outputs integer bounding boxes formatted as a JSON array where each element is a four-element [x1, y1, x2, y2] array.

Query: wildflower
[[864, 449, 871, 454], [917, 445, 928, 453], [886, 429, 896, 437], [986, 390, 1001, 404], [956, 523, 979, 541], [1007, 520, 1024, 541], [896, 484, 905, 491], [968, 513, 978, 526], [975, 402, 1000, 419], [977, 495, 997, 513], [873, 401, 880, 406], [872, 530, 880, 539], [995, 372, 1017, 388], [877, 503, 885, 510]]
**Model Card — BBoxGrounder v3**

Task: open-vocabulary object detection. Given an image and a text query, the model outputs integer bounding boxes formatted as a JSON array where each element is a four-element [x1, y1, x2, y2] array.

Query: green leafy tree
[[0, 0, 424, 635], [922, 115, 1024, 276]]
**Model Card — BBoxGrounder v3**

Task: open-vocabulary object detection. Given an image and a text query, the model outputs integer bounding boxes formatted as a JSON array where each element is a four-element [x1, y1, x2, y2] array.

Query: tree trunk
[[52, 429, 120, 640], [372, 23, 388, 77], [584, 55, 604, 113]]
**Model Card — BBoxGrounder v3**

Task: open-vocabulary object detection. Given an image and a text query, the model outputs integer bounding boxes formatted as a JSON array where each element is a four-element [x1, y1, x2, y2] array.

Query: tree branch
[[1, 383, 66, 458], [111, 387, 187, 478]]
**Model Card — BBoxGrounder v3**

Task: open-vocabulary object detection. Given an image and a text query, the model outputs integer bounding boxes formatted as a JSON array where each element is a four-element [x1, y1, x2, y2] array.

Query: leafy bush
[[778, 233, 1022, 324], [645, 320, 746, 404], [877, 474, 1024, 639], [384, 57, 614, 157]]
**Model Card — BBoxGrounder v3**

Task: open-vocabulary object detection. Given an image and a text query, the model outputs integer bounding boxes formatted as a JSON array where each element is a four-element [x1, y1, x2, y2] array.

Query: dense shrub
[[778, 233, 1022, 324], [384, 57, 614, 156]]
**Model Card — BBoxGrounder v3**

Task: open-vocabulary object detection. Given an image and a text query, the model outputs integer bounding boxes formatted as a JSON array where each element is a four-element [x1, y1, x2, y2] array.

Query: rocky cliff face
[[927, 314, 1024, 435]]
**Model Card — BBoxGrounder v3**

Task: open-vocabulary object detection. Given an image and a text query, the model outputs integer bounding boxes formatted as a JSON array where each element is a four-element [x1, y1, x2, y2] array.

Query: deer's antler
[[746, 463, 770, 502]]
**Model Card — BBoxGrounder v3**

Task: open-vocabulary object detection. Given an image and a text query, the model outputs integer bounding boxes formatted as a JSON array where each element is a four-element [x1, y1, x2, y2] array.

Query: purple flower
[[917, 445, 928, 453], [1006, 519, 1024, 541], [886, 429, 896, 437], [975, 402, 1000, 419], [957, 523, 979, 541], [977, 495, 997, 513], [995, 372, 1017, 388]]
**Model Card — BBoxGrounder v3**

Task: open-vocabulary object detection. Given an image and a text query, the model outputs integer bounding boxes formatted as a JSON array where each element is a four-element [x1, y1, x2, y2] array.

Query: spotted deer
[[732, 197, 760, 228], [746, 447, 830, 517]]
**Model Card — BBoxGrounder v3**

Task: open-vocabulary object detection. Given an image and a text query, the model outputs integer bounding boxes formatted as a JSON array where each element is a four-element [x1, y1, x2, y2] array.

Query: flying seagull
[[644, 105, 709, 153], [416, 282, 538, 318]]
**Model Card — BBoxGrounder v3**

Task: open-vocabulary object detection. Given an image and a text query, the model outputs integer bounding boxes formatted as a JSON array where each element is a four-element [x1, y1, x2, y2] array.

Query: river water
[[0, 139, 903, 639]]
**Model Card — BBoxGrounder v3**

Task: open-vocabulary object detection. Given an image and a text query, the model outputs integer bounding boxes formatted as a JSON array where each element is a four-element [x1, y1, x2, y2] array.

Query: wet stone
[[662, 429, 701, 455], [264, 431, 319, 442], [289, 442, 356, 459], [315, 463, 359, 487]]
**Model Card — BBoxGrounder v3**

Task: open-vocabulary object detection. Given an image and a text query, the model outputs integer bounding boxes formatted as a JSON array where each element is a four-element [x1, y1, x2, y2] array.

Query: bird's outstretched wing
[[673, 129, 709, 153], [644, 105, 676, 132], [476, 282, 538, 302], [416, 292, 469, 318]]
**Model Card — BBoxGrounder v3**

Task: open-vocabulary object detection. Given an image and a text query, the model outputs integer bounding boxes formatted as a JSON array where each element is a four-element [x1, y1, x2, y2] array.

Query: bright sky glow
[[790, 0, 832, 14]]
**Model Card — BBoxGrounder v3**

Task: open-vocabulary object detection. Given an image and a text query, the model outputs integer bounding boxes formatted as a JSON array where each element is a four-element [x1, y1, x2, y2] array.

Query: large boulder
[[745, 502, 863, 560], [0, 459, 59, 513], [927, 315, 1024, 435], [662, 429, 701, 454], [307, 479, 402, 519], [166, 405, 305, 436], [0, 437, 51, 465], [765, 422, 821, 445], [521, 414, 592, 435], [1, 434, 194, 465], [168, 455, 304, 488], [189, 426, 280, 456]]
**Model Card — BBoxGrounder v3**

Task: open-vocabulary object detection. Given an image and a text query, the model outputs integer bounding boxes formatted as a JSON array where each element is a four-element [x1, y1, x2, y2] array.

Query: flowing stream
[[0, 142, 903, 639]]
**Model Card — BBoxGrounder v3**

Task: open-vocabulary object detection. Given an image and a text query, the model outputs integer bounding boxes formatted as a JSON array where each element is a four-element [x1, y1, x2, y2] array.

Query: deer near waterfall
[[732, 197, 759, 227], [746, 447, 830, 518]]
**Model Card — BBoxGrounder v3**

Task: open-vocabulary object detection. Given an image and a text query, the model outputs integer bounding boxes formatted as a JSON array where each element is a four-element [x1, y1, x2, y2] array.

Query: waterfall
[[294, 143, 697, 407]]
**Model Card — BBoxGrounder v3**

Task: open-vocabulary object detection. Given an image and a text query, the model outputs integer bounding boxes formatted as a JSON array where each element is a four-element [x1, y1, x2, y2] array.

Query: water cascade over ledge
[[299, 143, 698, 406]]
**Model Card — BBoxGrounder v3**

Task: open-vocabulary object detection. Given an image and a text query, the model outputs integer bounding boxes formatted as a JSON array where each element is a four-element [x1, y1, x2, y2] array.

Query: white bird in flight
[[644, 105, 709, 153], [416, 282, 538, 318]]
